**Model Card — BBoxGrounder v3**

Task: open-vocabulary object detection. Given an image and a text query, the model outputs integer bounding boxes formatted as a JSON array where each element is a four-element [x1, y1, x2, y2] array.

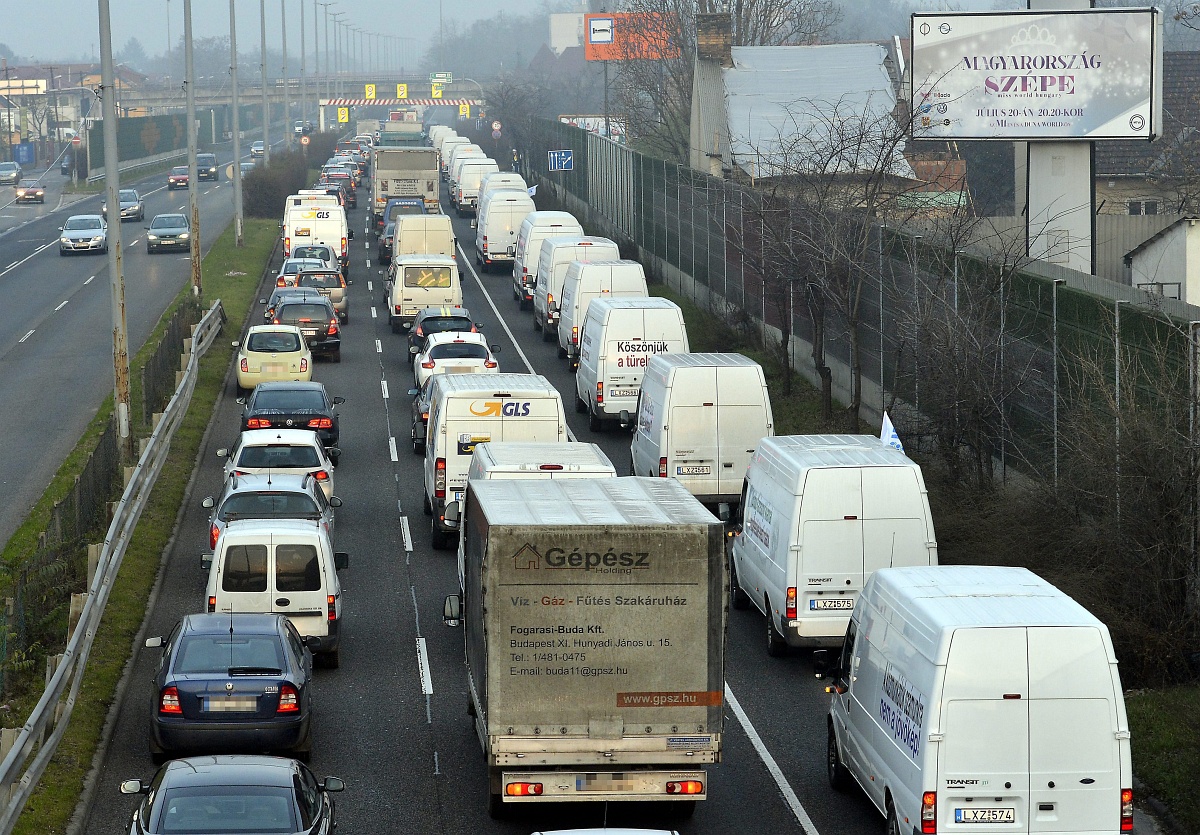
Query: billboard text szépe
[[910, 9, 1162, 141]]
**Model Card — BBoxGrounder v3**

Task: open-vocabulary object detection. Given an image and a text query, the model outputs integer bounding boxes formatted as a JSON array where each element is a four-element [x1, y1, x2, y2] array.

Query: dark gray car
[[103, 188, 144, 222], [145, 213, 191, 253]]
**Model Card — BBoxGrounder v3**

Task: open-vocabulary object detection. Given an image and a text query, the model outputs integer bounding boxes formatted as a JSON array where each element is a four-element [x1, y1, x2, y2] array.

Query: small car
[[250, 140, 265, 158], [14, 179, 45, 204], [233, 325, 313, 395], [312, 181, 347, 207], [290, 244, 338, 272], [260, 287, 325, 323], [0, 161, 21, 185], [144, 615, 318, 762], [60, 153, 74, 175], [295, 270, 349, 323], [197, 152, 219, 180], [275, 258, 327, 287], [201, 472, 339, 552], [217, 428, 337, 500], [102, 188, 144, 221], [58, 214, 108, 255], [120, 756, 344, 829], [239, 161, 256, 176], [273, 297, 342, 362], [411, 331, 500, 389], [378, 221, 395, 265], [145, 213, 191, 253], [238, 381, 344, 457], [294, 120, 306, 135], [167, 166, 189, 189], [408, 306, 481, 355]]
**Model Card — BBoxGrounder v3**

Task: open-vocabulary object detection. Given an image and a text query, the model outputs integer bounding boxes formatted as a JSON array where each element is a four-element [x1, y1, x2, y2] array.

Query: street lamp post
[[281, 0, 289, 148], [260, 0, 270, 165], [330, 12, 346, 99], [184, 0, 201, 296], [230, 0, 244, 247]]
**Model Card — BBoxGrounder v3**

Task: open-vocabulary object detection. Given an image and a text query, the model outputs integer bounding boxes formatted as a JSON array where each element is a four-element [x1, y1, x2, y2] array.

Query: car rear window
[[424, 317, 472, 335], [174, 635, 284, 674], [278, 303, 333, 322], [429, 343, 488, 360], [247, 331, 303, 353], [292, 246, 331, 261], [297, 273, 342, 289], [237, 445, 321, 469], [221, 544, 268, 592], [218, 492, 321, 520], [386, 203, 424, 221], [254, 390, 328, 411], [275, 544, 321, 592], [404, 266, 452, 288]]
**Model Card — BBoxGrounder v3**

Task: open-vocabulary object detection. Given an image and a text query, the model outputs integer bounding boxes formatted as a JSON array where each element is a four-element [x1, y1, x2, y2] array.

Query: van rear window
[[405, 266, 452, 288], [222, 545, 268, 592], [275, 544, 321, 592]]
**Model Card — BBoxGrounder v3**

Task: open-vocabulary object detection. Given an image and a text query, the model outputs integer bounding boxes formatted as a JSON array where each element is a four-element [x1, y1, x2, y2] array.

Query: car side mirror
[[347, 279, 353, 285], [812, 649, 837, 680], [58, 227, 64, 232], [201, 496, 215, 509], [231, 341, 240, 349], [119, 779, 147, 795], [327, 447, 340, 461], [334, 552, 349, 570], [235, 397, 245, 405], [443, 594, 462, 627], [258, 297, 267, 304], [321, 777, 345, 793], [408, 388, 419, 396], [490, 344, 501, 353], [201, 553, 213, 571], [443, 501, 461, 530], [216, 448, 229, 458], [475, 322, 484, 330], [144, 636, 164, 649], [329, 496, 343, 508], [409, 346, 418, 355], [332, 396, 346, 406], [143, 226, 149, 231]]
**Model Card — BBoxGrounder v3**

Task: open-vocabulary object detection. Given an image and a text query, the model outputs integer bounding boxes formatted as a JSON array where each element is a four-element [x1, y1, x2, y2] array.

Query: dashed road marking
[[54, 300, 68, 311], [381, 380, 389, 399], [375, 339, 382, 353], [371, 307, 377, 319], [18, 330, 34, 343], [388, 436, 398, 462]]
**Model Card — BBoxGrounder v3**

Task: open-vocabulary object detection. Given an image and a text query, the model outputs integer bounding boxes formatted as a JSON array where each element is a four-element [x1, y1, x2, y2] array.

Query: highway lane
[[78, 174, 888, 835]]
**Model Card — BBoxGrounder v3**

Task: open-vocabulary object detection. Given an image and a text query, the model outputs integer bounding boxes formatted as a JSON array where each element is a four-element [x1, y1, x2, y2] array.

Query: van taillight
[[277, 684, 299, 713], [327, 594, 337, 621], [658, 457, 667, 478], [159, 686, 182, 715], [283, 237, 290, 255], [1120, 789, 1133, 831], [786, 587, 797, 619], [666, 780, 703, 795], [547, 292, 555, 307], [312, 470, 329, 481], [922, 791, 937, 834], [395, 305, 403, 315], [435, 458, 446, 499], [207, 595, 216, 613], [571, 326, 578, 346], [596, 381, 604, 404], [209, 524, 220, 551], [505, 782, 542, 797], [340, 237, 347, 256]]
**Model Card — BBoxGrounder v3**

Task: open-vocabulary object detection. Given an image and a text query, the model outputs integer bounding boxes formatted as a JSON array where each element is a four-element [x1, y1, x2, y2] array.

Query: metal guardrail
[[86, 149, 189, 185], [0, 300, 226, 833]]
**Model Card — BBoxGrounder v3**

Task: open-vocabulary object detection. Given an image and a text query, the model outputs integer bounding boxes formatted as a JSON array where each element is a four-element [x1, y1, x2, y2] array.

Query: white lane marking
[[725, 684, 820, 835], [457, 241, 577, 442], [54, 300, 68, 311], [400, 515, 412, 551], [35, 242, 53, 252], [178, 205, 186, 211], [388, 436, 398, 462], [18, 330, 34, 343], [85, 275, 95, 285], [0, 240, 53, 279], [416, 637, 434, 695], [370, 306, 377, 319], [364, 241, 369, 250], [130, 238, 140, 245], [367, 280, 373, 292], [375, 339, 382, 354], [5, 261, 18, 270], [381, 380, 389, 399]]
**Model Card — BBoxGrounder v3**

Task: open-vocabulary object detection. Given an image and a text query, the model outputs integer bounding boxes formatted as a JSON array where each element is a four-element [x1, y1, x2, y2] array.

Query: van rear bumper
[[785, 616, 849, 648], [497, 768, 708, 803], [299, 619, 340, 654]]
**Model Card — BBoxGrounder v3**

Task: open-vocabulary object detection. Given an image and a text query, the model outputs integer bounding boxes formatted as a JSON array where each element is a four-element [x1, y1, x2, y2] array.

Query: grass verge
[[1126, 688, 1200, 831], [10, 218, 279, 835]]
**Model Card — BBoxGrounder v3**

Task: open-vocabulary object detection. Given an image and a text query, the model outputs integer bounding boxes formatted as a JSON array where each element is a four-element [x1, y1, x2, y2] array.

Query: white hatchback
[[216, 428, 336, 500], [234, 325, 312, 395], [410, 331, 499, 389]]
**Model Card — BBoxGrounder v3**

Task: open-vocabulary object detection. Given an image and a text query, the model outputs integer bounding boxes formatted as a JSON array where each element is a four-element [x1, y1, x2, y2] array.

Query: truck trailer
[[371, 147, 439, 227]]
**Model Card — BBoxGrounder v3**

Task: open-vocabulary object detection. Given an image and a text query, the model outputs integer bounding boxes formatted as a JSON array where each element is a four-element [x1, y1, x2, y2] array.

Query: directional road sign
[[548, 149, 574, 172], [430, 72, 453, 83], [431, 83, 444, 100]]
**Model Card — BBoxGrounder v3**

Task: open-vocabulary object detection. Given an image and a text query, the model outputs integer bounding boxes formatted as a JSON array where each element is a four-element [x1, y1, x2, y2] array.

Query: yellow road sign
[[364, 83, 376, 99], [396, 83, 408, 99], [431, 83, 444, 99], [459, 103, 470, 117], [337, 107, 349, 123]]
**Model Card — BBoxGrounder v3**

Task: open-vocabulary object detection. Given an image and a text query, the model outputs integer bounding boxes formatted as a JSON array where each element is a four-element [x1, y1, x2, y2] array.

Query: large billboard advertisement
[[910, 9, 1162, 141], [584, 13, 681, 61]]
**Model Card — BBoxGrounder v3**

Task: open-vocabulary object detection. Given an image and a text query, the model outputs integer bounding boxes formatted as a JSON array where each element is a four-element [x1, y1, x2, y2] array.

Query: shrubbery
[[239, 132, 346, 218]]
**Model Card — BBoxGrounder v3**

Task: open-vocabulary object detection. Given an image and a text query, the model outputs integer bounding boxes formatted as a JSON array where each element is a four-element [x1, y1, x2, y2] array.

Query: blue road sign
[[13, 143, 34, 166], [548, 149, 573, 172]]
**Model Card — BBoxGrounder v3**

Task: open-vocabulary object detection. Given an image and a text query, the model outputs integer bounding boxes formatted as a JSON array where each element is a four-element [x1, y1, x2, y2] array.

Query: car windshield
[[278, 303, 332, 322], [236, 444, 321, 469], [156, 785, 298, 834], [404, 266, 452, 288], [152, 216, 187, 229], [253, 390, 327, 411], [0, 163, 17, 172], [218, 491, 321, 520], [173, 635, 284, 674], [19, 180, 39, 187], [429, 343, 488, 361], [119, 190, 138, 201], [246, 331, 303, 353], [64, 217, 101, 230], [297, 273, 341, 289]]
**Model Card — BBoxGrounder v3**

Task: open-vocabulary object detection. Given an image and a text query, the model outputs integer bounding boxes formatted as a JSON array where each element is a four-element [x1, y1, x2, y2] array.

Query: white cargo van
[[423, 374, 567, 549], [203, 518, 349, 667], [452, 159, 499, 216], [819, 565, 1133, 835], [428, 126, 454, 149], [630, 353, 773, 508], [281, 199, 351, 274], [575, 297, 689, 432], [474, 191, 536, 273], [391, 214, 455, 262], [512, 211, 584, 309], [478, 171, 527, 205], [533, 236, 621, 338], [729, 434, 938, 655], [388, 255, 463, 332], [439, 137, 470, 178], [445, 143, 483, 186], [556, 260, 648, 367]]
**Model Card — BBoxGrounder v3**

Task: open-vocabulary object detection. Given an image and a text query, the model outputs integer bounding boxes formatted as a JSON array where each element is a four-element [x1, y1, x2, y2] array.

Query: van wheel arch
[[765, 596, 788, 657], [885, 793, 901, 835]]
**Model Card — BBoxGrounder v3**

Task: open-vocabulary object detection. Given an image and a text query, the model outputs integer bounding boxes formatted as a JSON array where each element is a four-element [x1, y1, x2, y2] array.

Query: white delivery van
[[474, 191, 536, 273], [428, 125, 454, 149], [282, 199, 351, 274], [575, 297, 689, 432], [423, 373, 567, 549], [452, 159, 499, 216], [391, 213, 456, 262], [533, 236, 621, 337], [388, 255, 463, 332], [729, 434, 938, 655], [512, 211, 584, 309], [439, 137, 470, 178], [203, 518, 349, 667], [478, 171, 527, 205], [630, 353, 773, 508], [556, 260, 648, 367], [820, 565, 1133, 835], [445, 143, 483, 188]]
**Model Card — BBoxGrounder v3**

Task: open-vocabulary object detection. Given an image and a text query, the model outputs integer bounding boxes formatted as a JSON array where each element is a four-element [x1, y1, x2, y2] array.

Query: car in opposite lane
[[201, 472, 339, 552], [234, 325, 312, 395], [197, 152, 219, 180], [411, 331, 499, 389], [58, 214, 108, 255], [102, 188, 144, 221], [145, 213, 191, 253], [217, 429, 337, 500], [167, 166, 189, 189], [238, 381, 344, 460], [119, 755, 344, 833], [144, 614, 316, 762], [251, 140, 265, 158], [14, 179, 45, 204]]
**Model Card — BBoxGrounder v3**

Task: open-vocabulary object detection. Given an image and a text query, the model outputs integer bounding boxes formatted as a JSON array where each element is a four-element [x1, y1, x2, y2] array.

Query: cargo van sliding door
[[861, 467, 932, 573]]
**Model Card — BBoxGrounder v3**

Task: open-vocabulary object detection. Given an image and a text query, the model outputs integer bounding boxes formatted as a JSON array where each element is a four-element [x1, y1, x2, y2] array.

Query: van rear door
[[667, 367, 718, 493], [715, 371, 770, 498], [215, 541, 272, 615], [499, 397, 565, 446], [796, 467, 862, 614], [861, 467, 934, 572]]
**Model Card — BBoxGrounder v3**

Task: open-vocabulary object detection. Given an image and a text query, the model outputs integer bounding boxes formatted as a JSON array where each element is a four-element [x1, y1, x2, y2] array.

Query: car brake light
[[312, 470, 329, 481], [505, 782, 542, 797], [658, 457, 667, 477], [571, 326, 578, 346], [415, 326, 424, 337], [277, 684, 299, 713], [485, 359, 497, 369], [300, 358, 308, 372], [340, 236, 347, 256], [247, 418, 271, 428], [272, 317, 282, 325], [666, 780, 703, 795], [596, 381, 603, 404], [327, 319, 339, 336], [435, 458, 446, 499], [1121, 789, 1133, 832], [327, 594, 337, 622], [209, 523, 220, 551], [421, 359, 436, 369], [307, 417, 334, 429], [395, 305, 403, 315], [240, 358, 249, 372], [786, 587, 798, 619], [276, 276, 286, 286], [159, 686, 182, 715], [207, 595, 216, 612], [922, 791, 937, 834]]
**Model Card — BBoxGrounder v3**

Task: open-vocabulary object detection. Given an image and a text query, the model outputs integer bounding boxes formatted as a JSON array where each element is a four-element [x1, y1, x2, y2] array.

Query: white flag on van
[[527, 184, 537, 196], [881, 411, 904, 453]]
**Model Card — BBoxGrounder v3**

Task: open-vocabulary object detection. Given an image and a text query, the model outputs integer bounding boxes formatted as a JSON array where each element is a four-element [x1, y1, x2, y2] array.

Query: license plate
[[301, 329, 318, 338], [955, 809, 1015, 824], [809, 598, 854, 610], [608, 388, 639, 398], [453, 491, 464, 502], [676, 465, 711, 476], [262, 362, 286, 373], [203, 697, 257, 712]]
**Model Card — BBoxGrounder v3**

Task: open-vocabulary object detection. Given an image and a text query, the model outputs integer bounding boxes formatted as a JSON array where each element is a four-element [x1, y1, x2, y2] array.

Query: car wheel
[[730, 557, 750, 610], [828, 725, 851, 791], [588, 407, 603, 433], [413, 436, 424, 455], [886, 799, 901, 835], [58, 249, 66, 257], [431, 517, 450, 551], [766, 601, 788, 657], [575, 391, 587, 414], [390, 320, 401, 334]]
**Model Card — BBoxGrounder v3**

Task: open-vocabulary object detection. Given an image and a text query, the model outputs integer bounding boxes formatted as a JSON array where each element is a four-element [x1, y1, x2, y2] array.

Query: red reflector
[[277, 684, 299, 713], [160, 686, 182, 715], [300, 358, 308, 372], [658, 457, 667, 477], [504, 782, 543, 797], [786, 587, 797, 619], [207, 595, 216, 613], [666, 780, 703, 795], [844, 515, 858, 520]]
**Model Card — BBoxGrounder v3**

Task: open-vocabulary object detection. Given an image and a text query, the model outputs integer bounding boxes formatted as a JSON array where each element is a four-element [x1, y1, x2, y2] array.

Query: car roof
[[237, 428, 324, 446], [424, 331, 487, 348], [251, 380, 329, 394], [157, 755, 302, 788], [276, 296, 335, 311], [180, 612, 286, 636], [246, 323, 305, 336]]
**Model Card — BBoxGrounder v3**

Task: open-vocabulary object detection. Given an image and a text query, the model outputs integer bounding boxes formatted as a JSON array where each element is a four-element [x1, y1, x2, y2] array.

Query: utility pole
[[98, 0, 133, 461], [2, 60, 12, 163], [260, 0, 270, 165], [230, 0, 244, 247], [185, 0, 201, 296], [300, 0, 306, 132], [281, 0, 289, 148]]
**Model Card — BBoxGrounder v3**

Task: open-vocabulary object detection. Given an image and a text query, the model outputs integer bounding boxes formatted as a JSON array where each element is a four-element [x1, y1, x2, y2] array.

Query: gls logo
[[469, 400, 531, 417]]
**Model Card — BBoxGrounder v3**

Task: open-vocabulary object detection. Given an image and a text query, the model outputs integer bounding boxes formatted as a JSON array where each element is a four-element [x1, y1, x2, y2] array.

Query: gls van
[[474, 191, 536, 273], [556, 260, 648, 368], [281, 198, 352, 274], [817, 565, 1133, 835], [629, 353, 773, 509], [423, 374, 567, 550], [388, 255, 463, 332], [728, 434, 938, 655], [203, 518, 349, 667], [511, 212, 584, 309], [533, 236, 621, 339], [575, 297, 690, 432]]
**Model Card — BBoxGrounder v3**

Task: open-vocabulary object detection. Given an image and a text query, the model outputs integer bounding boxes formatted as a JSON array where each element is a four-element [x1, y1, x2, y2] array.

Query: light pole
[[230, 0, 244, 247], [260, 0, 270, 165], [299, 0, 306, 132], [330, 12, 345, 98], [185, 0, 201, 297], [281, 0, 289, 147]]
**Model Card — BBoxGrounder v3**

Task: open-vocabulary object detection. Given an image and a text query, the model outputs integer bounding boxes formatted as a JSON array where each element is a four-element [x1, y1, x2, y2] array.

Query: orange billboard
[[584, 13, 681, 61]]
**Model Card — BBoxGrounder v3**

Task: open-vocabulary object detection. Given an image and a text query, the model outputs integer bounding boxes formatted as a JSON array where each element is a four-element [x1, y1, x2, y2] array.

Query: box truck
[[372, 147, 439, 227]]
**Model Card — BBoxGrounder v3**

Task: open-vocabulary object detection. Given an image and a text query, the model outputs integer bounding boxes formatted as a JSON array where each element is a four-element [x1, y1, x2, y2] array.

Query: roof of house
[[1123, 215, 1200, 262]]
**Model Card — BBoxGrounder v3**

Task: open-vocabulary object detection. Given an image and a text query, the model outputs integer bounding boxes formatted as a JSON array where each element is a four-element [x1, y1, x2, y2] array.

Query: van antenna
[[890, 531, 897, 568]]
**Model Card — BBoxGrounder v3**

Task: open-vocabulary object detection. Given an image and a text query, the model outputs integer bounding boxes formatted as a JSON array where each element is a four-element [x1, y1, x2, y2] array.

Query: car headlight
[[146, 234, 158, 241], [60, 237, 70, 244], [179, 233, 189, 240], [16, 191, 24, 197], [93, 236, 104, 243]]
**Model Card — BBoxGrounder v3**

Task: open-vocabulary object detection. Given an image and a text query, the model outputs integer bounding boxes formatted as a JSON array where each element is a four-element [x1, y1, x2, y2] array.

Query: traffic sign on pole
[[430, 71, 453, 83], [364, 83, 376, 99], [71, 135, 82, 148], [337, 107, 349, 123], [396, 83, 408, 99], [548, 149, 573, 172], [300, 135, 310, 146], [492, 120, 502, 131], [431, 83, 444, 99]]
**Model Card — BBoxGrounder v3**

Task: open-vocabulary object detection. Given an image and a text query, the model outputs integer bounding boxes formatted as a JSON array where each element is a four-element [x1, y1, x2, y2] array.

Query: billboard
[[584, 13, 680, 61], [910, 9, 1162, 141]]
